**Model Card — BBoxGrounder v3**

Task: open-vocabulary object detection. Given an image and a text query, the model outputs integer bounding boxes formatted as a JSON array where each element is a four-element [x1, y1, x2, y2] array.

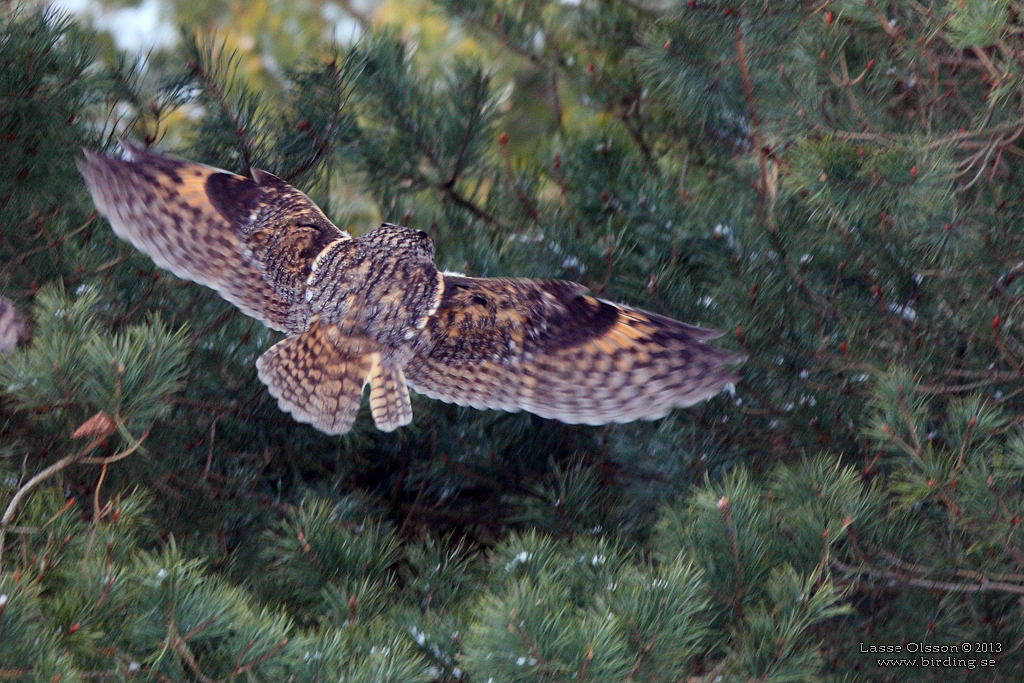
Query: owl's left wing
[[78, 141, 347, 333], [404, 276, 744, 425]]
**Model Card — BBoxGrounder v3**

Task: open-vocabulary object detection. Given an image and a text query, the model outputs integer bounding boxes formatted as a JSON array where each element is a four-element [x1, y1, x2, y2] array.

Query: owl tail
[[255, 320, 376, 435], [366, 358, 413, 432]]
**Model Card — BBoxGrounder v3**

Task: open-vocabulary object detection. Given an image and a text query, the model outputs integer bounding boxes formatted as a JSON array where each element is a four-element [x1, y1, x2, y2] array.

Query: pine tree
[[6, 1, 1024, 681]]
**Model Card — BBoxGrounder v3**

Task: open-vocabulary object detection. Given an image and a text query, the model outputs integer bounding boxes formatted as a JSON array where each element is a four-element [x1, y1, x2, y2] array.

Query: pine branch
[[440, 186, 513, 233], [169, 617, 217, 683], [0, 421, 146, 571], [0, 436, 103, 571], [0, 212, 96, 281], [185, 49, 256, 173]]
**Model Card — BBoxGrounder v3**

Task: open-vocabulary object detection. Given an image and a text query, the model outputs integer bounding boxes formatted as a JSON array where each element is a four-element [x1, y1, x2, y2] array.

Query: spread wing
[[77, 141, 348, 333], [404, 277, 744, 425]]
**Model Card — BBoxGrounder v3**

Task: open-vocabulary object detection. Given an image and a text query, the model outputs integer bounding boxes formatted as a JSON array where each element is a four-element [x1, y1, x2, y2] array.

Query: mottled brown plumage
[[255, 319, 374, 435], [78, 141, 743, 435]]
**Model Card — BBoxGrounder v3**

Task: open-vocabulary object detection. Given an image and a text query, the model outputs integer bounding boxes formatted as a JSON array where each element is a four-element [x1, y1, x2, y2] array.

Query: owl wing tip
[[250, 167, 279, 185], [77, 146, 101, 164], [694, 326, 727, 341], [76, 146, 109, 174], [116, 136, 148, 157], [76, 149, 120, 216], [75, 155, 96, 187]]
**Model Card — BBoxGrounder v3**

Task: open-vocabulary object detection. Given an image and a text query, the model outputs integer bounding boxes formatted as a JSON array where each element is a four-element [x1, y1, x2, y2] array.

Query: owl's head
[[365, 223, 436, 263]]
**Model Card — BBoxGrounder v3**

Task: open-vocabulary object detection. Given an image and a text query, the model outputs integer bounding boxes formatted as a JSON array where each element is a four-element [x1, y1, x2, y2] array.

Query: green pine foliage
[[8, 0, 1024, 680]]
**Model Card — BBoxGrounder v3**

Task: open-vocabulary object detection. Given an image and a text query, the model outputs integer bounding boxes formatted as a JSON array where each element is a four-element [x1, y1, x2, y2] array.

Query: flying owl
[[77, 141, 743, 435]]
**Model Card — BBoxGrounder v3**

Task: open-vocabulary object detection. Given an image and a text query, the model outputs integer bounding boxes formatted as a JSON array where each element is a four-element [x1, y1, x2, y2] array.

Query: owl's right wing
[[404, 276, 744, 425], [77, 141, 348, 333]]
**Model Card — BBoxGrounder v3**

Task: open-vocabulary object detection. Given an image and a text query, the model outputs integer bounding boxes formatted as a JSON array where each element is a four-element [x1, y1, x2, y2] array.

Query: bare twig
[[0, 213, 96, 280], [202, 415, 220, 483], [0, 430, 148, 572], [833, 559, 1024, 595]]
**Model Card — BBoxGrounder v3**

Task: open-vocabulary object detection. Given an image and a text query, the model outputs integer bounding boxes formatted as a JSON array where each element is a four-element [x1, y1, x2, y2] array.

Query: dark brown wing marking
[[404, 277, 743, 425], [206, 169, 347, 309]]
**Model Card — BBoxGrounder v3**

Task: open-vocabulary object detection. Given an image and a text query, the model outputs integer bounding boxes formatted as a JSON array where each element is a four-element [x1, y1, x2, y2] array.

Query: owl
[[78, 141, 743, 435]]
